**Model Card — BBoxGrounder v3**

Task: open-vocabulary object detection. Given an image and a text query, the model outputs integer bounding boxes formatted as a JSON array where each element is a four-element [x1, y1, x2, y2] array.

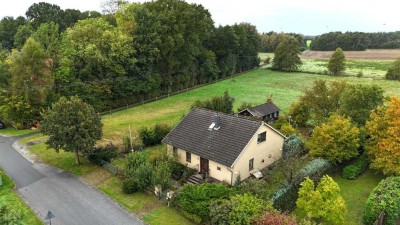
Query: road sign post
[[44, 211, 55, 225]]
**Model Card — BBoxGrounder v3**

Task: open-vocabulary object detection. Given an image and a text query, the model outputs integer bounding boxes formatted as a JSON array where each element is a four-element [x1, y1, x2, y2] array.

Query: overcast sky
[[1, 0, 399, 35]]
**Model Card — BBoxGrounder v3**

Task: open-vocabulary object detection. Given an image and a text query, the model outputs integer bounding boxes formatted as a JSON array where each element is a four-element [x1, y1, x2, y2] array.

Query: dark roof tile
[[162, 108, 262, 167]]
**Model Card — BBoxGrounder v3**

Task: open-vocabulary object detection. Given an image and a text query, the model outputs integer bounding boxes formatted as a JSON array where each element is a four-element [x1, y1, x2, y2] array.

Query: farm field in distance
[[301, 49, 400, 60]]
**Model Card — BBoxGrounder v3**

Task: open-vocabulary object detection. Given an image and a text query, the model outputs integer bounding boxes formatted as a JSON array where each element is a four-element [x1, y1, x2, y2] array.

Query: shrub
[[171, 162, 197, 182], [271, 158, 332, 211], [191, 91, 235, 114], [87, 143, 118, 165], [0, 203, 24, 225], [363, 176, 400, 225], [279, 124, 296, 136], [385, 57, 400, 80], [122, 178, 139, 194], [139, 123, 172, 147], [342, 154, 369, 180], [209, 194, 273, 225], [256, 211, 297, 225], [125, 152, 153, 190], [228, 194, 271, 225], [235, 178, 270, 201], [175, 183, 236, 222]]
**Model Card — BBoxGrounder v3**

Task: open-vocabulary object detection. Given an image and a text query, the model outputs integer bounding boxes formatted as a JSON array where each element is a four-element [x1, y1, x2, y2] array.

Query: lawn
[[333, 169, 384, 225], [0, 128, 34, 136], [0, 168, 43, 225], [102, 68, 400, 144]]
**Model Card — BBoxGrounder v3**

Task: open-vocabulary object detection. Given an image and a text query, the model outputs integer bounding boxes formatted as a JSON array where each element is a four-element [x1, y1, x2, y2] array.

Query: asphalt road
[[0, 134, 144, 225]]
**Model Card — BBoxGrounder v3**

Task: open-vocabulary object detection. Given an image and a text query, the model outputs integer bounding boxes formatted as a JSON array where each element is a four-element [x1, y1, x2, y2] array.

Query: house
[[162, 108, 286, 185], [238, 101, 280, 122]]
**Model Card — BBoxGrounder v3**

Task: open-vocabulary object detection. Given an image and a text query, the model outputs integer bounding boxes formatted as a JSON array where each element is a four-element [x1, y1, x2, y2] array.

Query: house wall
[[167, 145, 232, 184], [232, 124, 284, 183]]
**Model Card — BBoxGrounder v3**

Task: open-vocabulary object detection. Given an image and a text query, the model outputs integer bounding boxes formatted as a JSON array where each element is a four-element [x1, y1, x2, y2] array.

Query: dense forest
[[0, 0, 260, 128], [311, 31, 400, 51]]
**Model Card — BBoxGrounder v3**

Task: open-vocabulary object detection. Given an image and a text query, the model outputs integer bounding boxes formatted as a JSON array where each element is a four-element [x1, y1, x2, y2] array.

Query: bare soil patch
[[302, 49, 400, 60]]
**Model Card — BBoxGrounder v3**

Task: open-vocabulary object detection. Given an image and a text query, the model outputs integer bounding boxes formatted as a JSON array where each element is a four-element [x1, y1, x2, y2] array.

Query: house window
[[186, 152, 191, 163], [172, 146, 178, 156], [257, 131, 266, 143], [217, 166, 221, 171], [249, 158, 254, 171]]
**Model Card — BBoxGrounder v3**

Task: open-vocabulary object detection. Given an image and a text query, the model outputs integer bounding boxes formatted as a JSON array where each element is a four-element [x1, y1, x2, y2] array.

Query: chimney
[[214, 115, 221, 130]]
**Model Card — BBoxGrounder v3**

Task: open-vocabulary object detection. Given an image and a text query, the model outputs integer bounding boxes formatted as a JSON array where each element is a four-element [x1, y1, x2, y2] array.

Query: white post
[[129, 125, 133, 152]]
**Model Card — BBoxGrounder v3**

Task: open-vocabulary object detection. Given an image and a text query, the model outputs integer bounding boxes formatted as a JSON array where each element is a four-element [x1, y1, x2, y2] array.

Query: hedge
[[173, 183, 236, 223], [271, 158, 332, 211], [363, 176, 400, 225], [342, 154, 368, 180]]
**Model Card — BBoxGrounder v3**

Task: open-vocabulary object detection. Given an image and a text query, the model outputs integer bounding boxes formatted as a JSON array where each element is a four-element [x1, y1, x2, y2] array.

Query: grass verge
[[0, 128, 34, 137], [0, 168, 43, 225]]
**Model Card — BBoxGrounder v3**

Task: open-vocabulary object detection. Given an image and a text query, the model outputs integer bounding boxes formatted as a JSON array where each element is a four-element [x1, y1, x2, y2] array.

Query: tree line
[[311, 31, 400, 51], [0, 0, 260, 128]]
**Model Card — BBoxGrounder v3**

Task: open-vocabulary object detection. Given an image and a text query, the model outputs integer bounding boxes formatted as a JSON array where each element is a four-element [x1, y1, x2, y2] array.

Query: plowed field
[[302, 49, 400, 60]]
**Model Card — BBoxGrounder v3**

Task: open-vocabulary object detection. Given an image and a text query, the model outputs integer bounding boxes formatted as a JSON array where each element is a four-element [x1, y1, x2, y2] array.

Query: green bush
[[87, 144, 118, 165], [138, 123, 172, 147], [271, 158, 332, 211], [342, 154, 368, 180], [175, 183, 236, 223], [122, 178, 139, 194], [125, 152, 153, 190], [363, 176, 400, 225]]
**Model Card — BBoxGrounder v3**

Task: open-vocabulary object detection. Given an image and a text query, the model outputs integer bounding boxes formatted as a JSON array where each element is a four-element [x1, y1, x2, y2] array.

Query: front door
[[200, 157, 209, 174]]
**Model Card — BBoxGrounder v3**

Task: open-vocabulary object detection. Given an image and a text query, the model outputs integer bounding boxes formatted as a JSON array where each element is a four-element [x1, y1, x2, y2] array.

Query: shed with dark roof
[[162, 108, 285, 185], [238, 101, 280, 122]]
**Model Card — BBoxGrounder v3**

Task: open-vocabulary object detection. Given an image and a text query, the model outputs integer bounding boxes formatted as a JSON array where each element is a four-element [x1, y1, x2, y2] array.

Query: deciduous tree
[[339, 84, 384, 125], [306, 114, 360, 164], [272, 36, 302, 71], [365, 97, 400, 175], [40, 96, 103, 164], [385, 57, 400, 80], [296, 175, 347, 224], [327, 47, 346, 75], [7, 37, 53, 119]]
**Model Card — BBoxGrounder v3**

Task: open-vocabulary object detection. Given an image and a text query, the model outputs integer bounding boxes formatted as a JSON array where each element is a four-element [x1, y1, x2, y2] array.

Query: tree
[[296, 175, 347, 224], [25, 2, 64, 29], [7, 37, 53, 120], [13, 24, 34, 50], [385, 57, 400, 80], [299, 80, 347, 124], [31, 22, 61, 68], [339, 84, 384, 125], [306, 114, 360, 164], [365, 97, 400, 175], [328, 47, 346, 75], [0, 16, 26, 50], [272, 36, 302, 71], [40, 96, 103, 164]]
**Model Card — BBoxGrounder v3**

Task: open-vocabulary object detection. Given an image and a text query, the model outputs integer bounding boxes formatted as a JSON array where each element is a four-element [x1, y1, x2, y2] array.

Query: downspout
[[227, 167, 234, 186]]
